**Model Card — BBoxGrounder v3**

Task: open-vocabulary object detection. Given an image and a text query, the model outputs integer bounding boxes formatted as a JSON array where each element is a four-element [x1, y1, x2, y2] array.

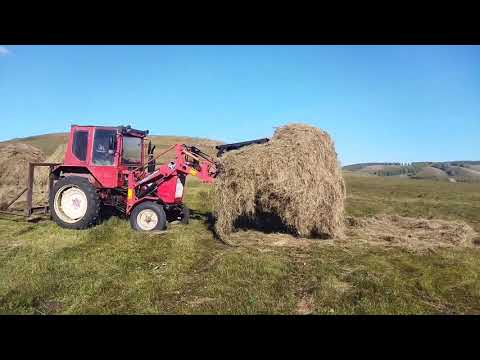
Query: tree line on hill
[[343, 161, 480, 178]]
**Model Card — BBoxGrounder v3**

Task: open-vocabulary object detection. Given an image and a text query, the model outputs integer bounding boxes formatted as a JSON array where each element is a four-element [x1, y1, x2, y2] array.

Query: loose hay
[[222, 215, 477, 251], [345, 214, 476, 250], [0, 143, 45, 208], [213, 123, 346, 243], [34, 143, 67, 203], [224, 230, 323, 248]]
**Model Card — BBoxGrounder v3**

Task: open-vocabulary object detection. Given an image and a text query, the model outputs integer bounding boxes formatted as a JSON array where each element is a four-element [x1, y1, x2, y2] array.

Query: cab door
[[89, 128, 120, 188]]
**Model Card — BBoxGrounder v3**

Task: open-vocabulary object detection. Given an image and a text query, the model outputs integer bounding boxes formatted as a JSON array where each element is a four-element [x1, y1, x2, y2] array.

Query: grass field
[[1, 173, 480, 314]]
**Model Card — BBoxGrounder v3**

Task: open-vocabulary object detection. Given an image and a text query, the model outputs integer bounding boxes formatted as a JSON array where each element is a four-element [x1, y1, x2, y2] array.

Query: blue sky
[[0, 45, 478, 165]]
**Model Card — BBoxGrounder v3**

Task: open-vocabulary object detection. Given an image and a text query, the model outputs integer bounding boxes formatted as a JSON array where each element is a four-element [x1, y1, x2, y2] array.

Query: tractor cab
[[61, 125, 150, 188]]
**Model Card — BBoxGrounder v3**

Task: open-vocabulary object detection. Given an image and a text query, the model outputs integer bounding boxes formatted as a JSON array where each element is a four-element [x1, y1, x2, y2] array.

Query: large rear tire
[[130, 202, 167, 232], [50, 176, 101, 229]]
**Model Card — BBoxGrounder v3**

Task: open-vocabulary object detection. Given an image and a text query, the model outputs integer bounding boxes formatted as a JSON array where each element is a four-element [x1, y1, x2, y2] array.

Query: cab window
[[72, 131, 88, 161], [122, 136, 142, 165], [93, 129, 117, 166]]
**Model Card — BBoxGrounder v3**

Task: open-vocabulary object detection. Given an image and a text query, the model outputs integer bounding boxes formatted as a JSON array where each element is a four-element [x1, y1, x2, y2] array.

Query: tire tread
[[50, 176, 101, 230]]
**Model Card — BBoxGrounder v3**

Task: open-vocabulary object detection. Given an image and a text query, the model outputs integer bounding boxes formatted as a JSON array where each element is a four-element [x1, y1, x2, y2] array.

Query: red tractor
[[49, 125, 219, 231]]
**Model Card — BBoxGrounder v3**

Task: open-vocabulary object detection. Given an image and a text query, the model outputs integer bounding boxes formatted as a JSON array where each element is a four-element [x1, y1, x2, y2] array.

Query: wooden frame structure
[[0, 162, 60, 217]]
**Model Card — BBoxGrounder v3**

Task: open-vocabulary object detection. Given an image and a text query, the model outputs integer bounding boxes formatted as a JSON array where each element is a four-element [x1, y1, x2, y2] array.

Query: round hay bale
[[213, 123, 346, 243]]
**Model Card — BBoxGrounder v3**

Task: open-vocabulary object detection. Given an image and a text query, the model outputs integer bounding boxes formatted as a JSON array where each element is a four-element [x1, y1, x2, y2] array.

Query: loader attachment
[[215, 138, 269, 157]]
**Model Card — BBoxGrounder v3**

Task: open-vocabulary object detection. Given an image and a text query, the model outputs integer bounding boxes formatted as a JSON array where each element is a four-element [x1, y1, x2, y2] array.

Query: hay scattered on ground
[[344, 214, 476, 250], [223, 215, 477, 251], [224, 230, 321, 248], [213, 123, 346, 243], [0, 143, 45, 209]]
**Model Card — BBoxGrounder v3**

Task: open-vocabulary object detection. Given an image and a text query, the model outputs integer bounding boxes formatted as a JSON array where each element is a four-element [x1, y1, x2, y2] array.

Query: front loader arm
[[125, 143, 218, 213], [178, 145, 217, 183]]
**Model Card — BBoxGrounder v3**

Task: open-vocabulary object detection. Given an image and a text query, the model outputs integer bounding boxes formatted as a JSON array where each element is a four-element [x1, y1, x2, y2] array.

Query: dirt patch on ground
[[213, 123, 346, 244], [187, 297, 216, 307], [296, 294, 315, 315]]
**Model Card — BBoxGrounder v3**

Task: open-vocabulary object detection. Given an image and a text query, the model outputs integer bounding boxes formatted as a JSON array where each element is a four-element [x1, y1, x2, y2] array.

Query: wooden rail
[[25, 162, 61, 216]]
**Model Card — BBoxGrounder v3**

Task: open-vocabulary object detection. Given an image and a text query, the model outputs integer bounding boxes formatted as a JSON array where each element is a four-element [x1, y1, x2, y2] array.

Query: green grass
[[1, 174, 480, 314], [344, 173, 480, 232]]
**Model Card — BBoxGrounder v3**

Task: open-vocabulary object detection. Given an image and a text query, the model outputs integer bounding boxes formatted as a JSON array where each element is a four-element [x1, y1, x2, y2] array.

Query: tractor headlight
[[175, 178, 184, 198]]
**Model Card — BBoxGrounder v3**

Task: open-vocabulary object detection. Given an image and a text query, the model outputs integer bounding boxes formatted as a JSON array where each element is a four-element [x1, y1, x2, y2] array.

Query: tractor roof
[[71, 124, 149, 137]]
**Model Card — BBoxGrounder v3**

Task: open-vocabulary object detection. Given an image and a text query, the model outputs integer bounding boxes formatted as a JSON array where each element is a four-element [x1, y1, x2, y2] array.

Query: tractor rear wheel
[[50, 176, 101, 229], [130, 202, 167, 232]]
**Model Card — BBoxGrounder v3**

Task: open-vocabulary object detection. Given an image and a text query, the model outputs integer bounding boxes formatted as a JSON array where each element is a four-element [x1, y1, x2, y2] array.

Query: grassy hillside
[[0, 132, 222, 159], [468, 165, 480, 172], [358, 165, 408, 176], [0, 133, 70, 157], [345, 161, 480, 183], [1, 173, 479, 314], [446, 166, 480, 183], [412, 166, 449, 181]]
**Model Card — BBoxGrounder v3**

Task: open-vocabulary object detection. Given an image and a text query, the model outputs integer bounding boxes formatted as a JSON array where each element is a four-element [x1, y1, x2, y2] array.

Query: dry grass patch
[[344, 215, 476, 250]]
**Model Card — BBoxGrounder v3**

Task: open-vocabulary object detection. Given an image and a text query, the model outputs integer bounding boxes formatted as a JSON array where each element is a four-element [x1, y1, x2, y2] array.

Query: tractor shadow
[[99, 206, 121, 223]]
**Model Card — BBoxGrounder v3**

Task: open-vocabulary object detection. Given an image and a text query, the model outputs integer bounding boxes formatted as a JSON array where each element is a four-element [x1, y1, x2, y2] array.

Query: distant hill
[[1, 133, 70, 156], [343, 162, 402, 171], [445, 166, 480, 182], [344, 161, 480, 183], [412, 166, 449, 181], [468, 165, 480, 172], [358, 165, 409, 176]]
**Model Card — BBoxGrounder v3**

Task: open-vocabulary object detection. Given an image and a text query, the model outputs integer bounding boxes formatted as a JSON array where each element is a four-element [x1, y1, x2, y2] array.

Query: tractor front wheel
[[50, 176, 101, 229], [130, 202, 167, 232]]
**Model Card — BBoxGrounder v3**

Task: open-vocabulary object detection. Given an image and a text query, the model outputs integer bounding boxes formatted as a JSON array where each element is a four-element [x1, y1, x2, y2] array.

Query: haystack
[[34, 143, 67, 202], [213, 123, 346, 242], [0, 143, 45, 208]]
